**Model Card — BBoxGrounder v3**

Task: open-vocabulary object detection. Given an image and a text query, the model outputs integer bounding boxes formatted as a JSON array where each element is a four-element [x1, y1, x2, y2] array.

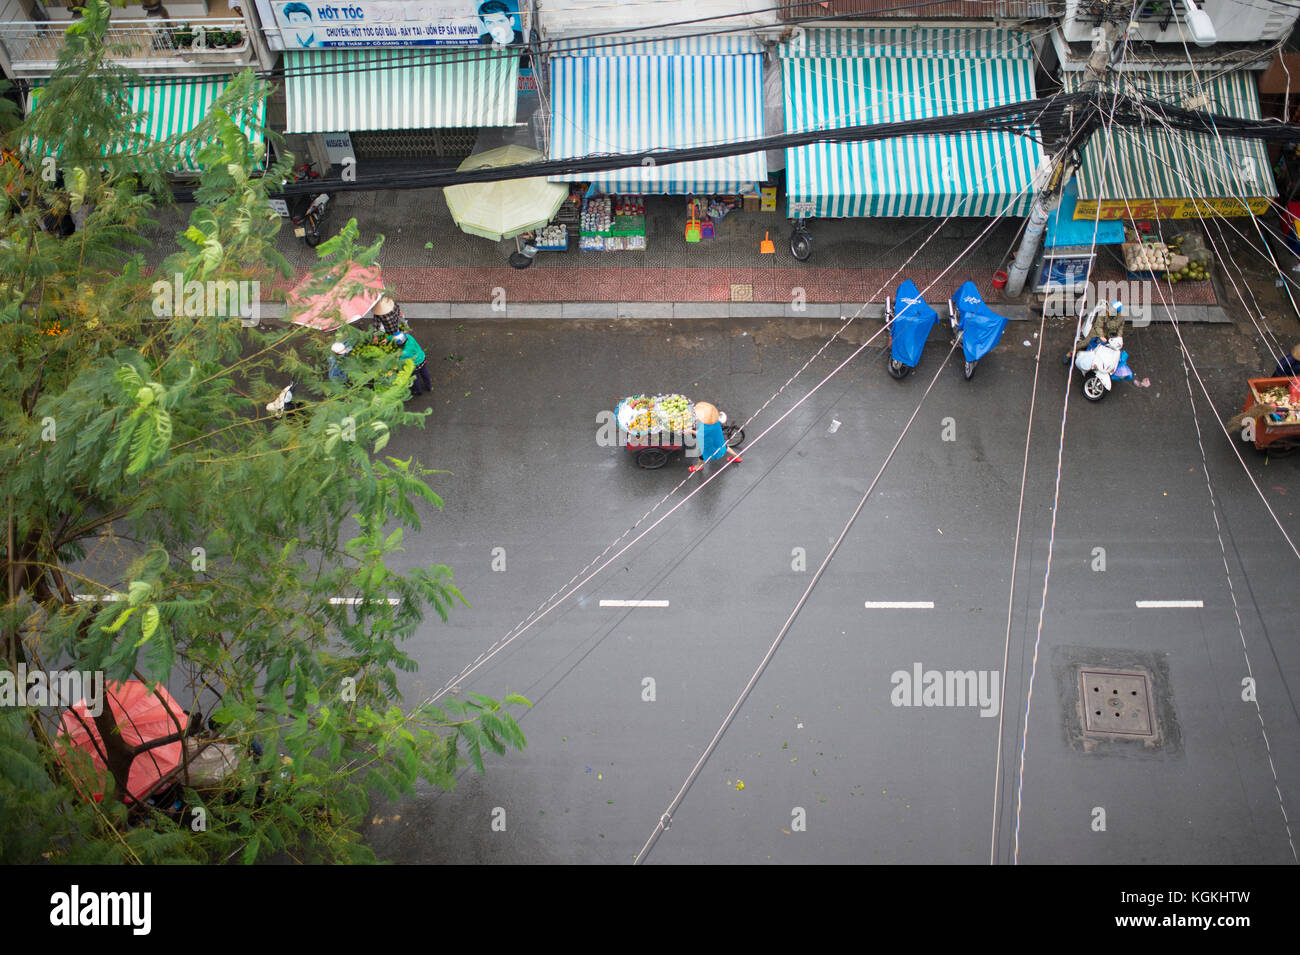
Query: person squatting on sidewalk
[[391, 331, 431, 398], [329, 340, 350, 383], [688, 401, 741, 473]]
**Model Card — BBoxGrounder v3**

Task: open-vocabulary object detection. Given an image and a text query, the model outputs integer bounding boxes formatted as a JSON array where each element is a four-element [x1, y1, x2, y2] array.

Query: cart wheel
[[723, 424, 745, 448], [508, 251, 534, 269], [1082, 371, 1107, 402], [790, 231, 813, 261], [963, 360, 977, 381], [636, 447, 669, 469], [1264, 440, 1300, 458], [887, 358, 911, 379]]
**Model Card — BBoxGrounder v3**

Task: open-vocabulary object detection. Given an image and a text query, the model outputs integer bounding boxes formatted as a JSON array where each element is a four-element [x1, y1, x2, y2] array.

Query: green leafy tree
[[0, 2, 527, 864]]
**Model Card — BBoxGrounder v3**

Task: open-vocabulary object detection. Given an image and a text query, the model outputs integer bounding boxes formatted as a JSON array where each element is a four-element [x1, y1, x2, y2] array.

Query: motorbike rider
[[1065, 299, 1125, 365]]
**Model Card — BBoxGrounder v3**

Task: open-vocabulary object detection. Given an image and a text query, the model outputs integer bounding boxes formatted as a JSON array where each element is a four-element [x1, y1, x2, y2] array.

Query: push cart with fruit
[[1238, 377, 1300, 455], [615, 394, 744, 469]]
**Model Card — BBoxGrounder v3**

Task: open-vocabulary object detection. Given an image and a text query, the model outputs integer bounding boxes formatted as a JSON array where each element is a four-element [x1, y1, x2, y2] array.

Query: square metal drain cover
[[1079, 669, 1155, 739]]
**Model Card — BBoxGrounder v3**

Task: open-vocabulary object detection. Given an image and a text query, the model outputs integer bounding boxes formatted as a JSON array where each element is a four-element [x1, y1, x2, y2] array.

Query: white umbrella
[[443, 145, 568, 243]]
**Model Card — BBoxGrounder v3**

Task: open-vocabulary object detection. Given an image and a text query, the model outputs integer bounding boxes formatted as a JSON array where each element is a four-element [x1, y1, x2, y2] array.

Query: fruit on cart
[[655, 393, 693, 432]]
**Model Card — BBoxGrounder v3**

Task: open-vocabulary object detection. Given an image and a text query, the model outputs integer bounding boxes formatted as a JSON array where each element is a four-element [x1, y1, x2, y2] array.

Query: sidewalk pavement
[[140, 185, 1226, 320]]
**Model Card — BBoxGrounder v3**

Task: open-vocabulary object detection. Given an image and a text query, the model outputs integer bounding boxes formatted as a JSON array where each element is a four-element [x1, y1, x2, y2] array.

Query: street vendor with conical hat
[[372, 296, 407, 336], [689, 400, 742, 473]]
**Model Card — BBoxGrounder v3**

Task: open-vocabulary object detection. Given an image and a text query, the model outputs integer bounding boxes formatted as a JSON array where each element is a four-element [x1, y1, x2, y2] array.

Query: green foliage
[[0, 10, 527, 864]]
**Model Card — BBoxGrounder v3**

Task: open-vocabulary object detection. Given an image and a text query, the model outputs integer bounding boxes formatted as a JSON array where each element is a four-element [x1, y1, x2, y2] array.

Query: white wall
[[538, 0, 779, 36], [1062, 0, 1298, 47]]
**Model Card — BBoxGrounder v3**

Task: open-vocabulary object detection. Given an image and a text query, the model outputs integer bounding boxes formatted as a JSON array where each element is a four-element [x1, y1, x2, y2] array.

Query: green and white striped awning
[[24, 78, 266, 175], [781, 28, 1044, 218], [1064, 70, 1276, 211], [284, 48, 518, 134]]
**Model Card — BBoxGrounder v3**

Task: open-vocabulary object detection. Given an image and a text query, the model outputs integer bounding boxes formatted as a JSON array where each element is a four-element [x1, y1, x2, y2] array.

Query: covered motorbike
[[948, 281, 1009, 380], [886, 280, 939, 380]]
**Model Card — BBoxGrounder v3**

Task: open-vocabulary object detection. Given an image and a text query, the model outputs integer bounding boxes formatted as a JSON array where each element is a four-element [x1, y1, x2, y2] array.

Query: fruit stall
[[1121, 229, 1212, 283]]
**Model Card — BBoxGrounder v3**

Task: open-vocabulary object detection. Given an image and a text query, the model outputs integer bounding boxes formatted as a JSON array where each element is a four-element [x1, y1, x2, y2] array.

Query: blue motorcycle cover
[[890, 280, 938, 369], [951, 281, 1009, 363]]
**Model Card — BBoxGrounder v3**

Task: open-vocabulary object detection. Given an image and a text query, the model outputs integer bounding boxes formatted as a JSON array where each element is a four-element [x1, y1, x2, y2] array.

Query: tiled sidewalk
[[139, 186, 1220, 307], [262, 263, 1220, 307]]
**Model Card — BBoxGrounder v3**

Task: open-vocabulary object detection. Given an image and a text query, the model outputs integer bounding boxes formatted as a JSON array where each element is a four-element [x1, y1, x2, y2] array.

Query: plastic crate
[[611, 215, 645, 236]]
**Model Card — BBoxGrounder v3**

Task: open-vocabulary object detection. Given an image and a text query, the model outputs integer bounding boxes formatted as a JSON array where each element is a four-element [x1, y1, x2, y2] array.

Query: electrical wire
[[633, 169, 1050, 863], [635, 338, 959, 864], [1009, 41, 1125, 864], [1095, 74, 1300, 861], [416, 95, 1061, 712], [270, 91, 1082, 195], [29, 0, 1057, 90]]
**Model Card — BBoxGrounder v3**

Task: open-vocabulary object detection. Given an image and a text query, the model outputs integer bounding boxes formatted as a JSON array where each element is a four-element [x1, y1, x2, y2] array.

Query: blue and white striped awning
[[548, 49, 766, 195], [550, 34, 764, 56], [782, 29, 1044, 218]]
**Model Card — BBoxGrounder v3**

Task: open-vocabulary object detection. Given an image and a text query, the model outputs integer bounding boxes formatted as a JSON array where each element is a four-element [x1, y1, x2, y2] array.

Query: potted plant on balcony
[[170, 23, 194, 49], [181, 25, 247, 60]]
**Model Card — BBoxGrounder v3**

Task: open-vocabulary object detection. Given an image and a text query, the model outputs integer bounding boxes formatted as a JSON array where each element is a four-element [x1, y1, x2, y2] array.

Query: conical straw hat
[[694, 401, 719, 425]]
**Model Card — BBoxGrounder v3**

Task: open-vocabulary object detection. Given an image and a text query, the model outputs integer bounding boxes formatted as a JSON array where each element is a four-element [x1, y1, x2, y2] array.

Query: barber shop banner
[[268, 0, 526, 49]]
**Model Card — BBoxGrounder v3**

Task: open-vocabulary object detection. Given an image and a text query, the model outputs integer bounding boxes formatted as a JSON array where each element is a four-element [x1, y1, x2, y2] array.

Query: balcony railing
[[777, 0, 1064, 18], [0, 18, 253, 71]]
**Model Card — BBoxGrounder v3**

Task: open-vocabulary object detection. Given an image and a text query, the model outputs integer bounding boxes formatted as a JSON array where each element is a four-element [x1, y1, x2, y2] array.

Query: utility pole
[[1003, 5, 1132, 298]]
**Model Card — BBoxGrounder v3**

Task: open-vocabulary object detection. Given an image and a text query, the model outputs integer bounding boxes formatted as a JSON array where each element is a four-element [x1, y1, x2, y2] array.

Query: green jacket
[[393, 334, 426, 367], [1091, 306, 1125, 342]]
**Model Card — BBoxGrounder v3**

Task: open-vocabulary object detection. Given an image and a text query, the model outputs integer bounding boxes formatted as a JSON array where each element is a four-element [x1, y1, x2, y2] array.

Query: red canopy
[[285, 263, 385, 332], [60, 681, 189, 803]]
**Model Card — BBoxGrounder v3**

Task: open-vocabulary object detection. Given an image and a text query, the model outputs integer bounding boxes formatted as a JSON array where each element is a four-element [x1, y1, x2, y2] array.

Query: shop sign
[[271, 0, 525, 49], [322, 132, 354, 164], [1073, 196, 1270, 220]]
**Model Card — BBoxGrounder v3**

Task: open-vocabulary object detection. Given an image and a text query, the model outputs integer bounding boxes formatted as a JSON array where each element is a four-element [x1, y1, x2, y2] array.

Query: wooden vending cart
[[1238, 377, 1300, 455]]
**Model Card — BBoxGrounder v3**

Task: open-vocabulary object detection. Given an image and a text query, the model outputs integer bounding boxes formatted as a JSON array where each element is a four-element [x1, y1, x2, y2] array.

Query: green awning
[[25, 77, 266, 175], [781, 28, 1044, 218], [284, 48, 518, 133], [1064, 70, 1275, 215]]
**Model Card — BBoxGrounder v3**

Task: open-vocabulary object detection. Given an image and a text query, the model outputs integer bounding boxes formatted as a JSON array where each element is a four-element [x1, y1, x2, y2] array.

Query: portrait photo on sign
[[477, 0, 522, 46]]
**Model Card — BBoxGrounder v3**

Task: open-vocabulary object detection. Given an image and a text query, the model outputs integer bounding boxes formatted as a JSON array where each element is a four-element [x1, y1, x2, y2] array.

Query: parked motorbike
[[1075, 336, 1124, 402], [289, 192, 329, 247], [790, 218, 813, 261], [948, 281, 1010, 380], [266, 379, 298, 418], [885, 280, 939, 380], [285, 161, 329, 247]]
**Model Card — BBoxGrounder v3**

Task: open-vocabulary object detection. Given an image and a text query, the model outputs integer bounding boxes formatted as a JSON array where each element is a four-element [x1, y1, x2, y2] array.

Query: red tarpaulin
[[285, 263, 385, 331], [60, 681, 189, 803]]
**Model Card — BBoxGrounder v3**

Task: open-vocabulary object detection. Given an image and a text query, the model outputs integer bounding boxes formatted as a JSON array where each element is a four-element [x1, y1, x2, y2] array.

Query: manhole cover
[[730, 284, 754, 302], [1079, 669, 1155, 739]]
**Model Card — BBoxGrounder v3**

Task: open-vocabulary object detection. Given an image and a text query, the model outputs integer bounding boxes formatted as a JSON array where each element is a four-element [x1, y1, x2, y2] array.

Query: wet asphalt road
[[360, 315, 1300, 864]]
